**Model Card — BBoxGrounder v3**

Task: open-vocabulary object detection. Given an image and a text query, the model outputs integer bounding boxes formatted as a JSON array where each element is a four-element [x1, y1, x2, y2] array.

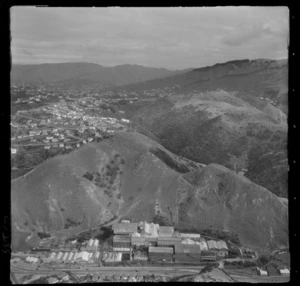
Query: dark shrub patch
[[83, 171, 94, 181]]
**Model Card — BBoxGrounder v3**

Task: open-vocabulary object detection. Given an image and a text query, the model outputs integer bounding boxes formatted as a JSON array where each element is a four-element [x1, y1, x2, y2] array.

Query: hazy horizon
[[11, 7, 289, 69]]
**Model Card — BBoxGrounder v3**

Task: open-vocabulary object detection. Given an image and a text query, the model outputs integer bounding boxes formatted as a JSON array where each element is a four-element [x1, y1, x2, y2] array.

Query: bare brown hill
[[11, 132, 288, 252]]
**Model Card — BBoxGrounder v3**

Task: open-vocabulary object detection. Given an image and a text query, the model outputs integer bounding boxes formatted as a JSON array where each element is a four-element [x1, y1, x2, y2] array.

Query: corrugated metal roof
[[207, 240, 218, 250], [201, 250, 217, 257], [158, 226, 174, 236], [158, 240, 181, 246], [175, 244, 200, 253], [158, 237, 181, 241], [131, 237, 146, 241], [198, 241, 208, 251], [113, 235, 131, 242], [179, 233, 201, 238], [145, 237, 158, 241], [216, 240, 228, 250], [113, 223, 138, 233], [148, 247, 173, 253], [182, 238, 196, 245]]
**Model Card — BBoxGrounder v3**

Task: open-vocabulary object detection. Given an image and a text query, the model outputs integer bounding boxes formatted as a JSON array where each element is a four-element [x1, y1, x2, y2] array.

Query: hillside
[[120, 58, 288, 113], [132, 90, 288, 198], [11, 132, 288, 251], [174, 267, 236, 282], [11, 62, 188, 87]]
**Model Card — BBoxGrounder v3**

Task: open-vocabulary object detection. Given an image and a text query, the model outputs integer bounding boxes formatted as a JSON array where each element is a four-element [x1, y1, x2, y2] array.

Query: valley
[[10, 58, 289, 284]]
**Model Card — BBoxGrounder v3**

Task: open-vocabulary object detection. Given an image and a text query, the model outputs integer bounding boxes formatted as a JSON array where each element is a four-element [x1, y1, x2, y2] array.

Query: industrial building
[[144, 236, 158, 245], [178, 233, 201, 239], [174, 244, 201, 263], [157, 237, 181, 247], [131, 236, 149, 247], [133, 250, 148, 261], [141, 222, 159, 237], [207, 240, 219, 252], [200, 250, 217, 261], [158, 226, 174, 237], [113, 235, 131, 251], [113, 223, 138, 234], [216, 240, 229, 257], [148, 247, 173, 262], [198, 241, 208, 251]]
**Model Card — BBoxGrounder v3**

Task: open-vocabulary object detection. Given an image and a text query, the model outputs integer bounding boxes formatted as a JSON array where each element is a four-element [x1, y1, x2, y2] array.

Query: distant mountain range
[[11, 132, 288, 252], [11, 62, 191, 87], [119, 58, 288, 113]]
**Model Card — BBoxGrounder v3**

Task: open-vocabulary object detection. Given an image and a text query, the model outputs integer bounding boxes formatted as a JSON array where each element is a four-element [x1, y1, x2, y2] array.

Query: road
[[11, 264, 205, 279], [11, 264, 290, 283]]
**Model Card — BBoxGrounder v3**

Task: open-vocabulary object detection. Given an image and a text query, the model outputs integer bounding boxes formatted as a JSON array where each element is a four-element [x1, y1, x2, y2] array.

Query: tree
[[258, 254, 270, 266]]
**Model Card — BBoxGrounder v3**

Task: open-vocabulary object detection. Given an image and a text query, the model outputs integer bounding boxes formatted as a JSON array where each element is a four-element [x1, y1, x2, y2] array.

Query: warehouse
[[113, 223, 138, 234], [131, 237, 149, 247], [113, 235, 131, 250], [207, 240, 219, 252], [157, 237, 181, 247], [198, 241, 208, 251], [174, 253, 201, 264], [216, 240, 228, 257], [174, 244, 201, 264], [200, 250, 217, 261], [182, 238, 196, 245], [158, 226, 174, 237], [145, 236, 158, 246], [148, 247, 173, 262], [175, 244, 200, 254], [142, 222, 159, 237], [178, 233, 201, 239], [133, 250, 148, 261]]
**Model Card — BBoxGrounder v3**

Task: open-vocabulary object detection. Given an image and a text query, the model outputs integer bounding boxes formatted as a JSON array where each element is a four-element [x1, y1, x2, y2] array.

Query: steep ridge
[[11, 62, 188, 87], [132, 91, 288, 198], [11, 132, 288, 251]]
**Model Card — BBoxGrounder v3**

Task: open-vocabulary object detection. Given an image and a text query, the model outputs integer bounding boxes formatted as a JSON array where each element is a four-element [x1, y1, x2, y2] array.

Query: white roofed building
[[198, 241, 208, 251]]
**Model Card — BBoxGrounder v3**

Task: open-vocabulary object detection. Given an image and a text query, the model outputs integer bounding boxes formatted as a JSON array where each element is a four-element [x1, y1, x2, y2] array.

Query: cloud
[[10, 7, 289, 69], [221, 22, 276, 46]]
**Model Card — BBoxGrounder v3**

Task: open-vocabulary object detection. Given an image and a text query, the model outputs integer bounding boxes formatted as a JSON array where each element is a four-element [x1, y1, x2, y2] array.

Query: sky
[[11, 6, 289, 70]]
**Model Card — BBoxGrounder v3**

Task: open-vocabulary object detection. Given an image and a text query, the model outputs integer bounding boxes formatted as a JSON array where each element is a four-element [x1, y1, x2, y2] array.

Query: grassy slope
[[132, 91, 288, 198], [11, 132, 288, 252]]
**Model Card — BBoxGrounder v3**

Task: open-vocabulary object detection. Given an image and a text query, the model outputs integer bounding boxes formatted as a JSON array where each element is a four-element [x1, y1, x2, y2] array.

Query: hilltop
[[11, 62, 189, 88], [11, 132, 288, 251]]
